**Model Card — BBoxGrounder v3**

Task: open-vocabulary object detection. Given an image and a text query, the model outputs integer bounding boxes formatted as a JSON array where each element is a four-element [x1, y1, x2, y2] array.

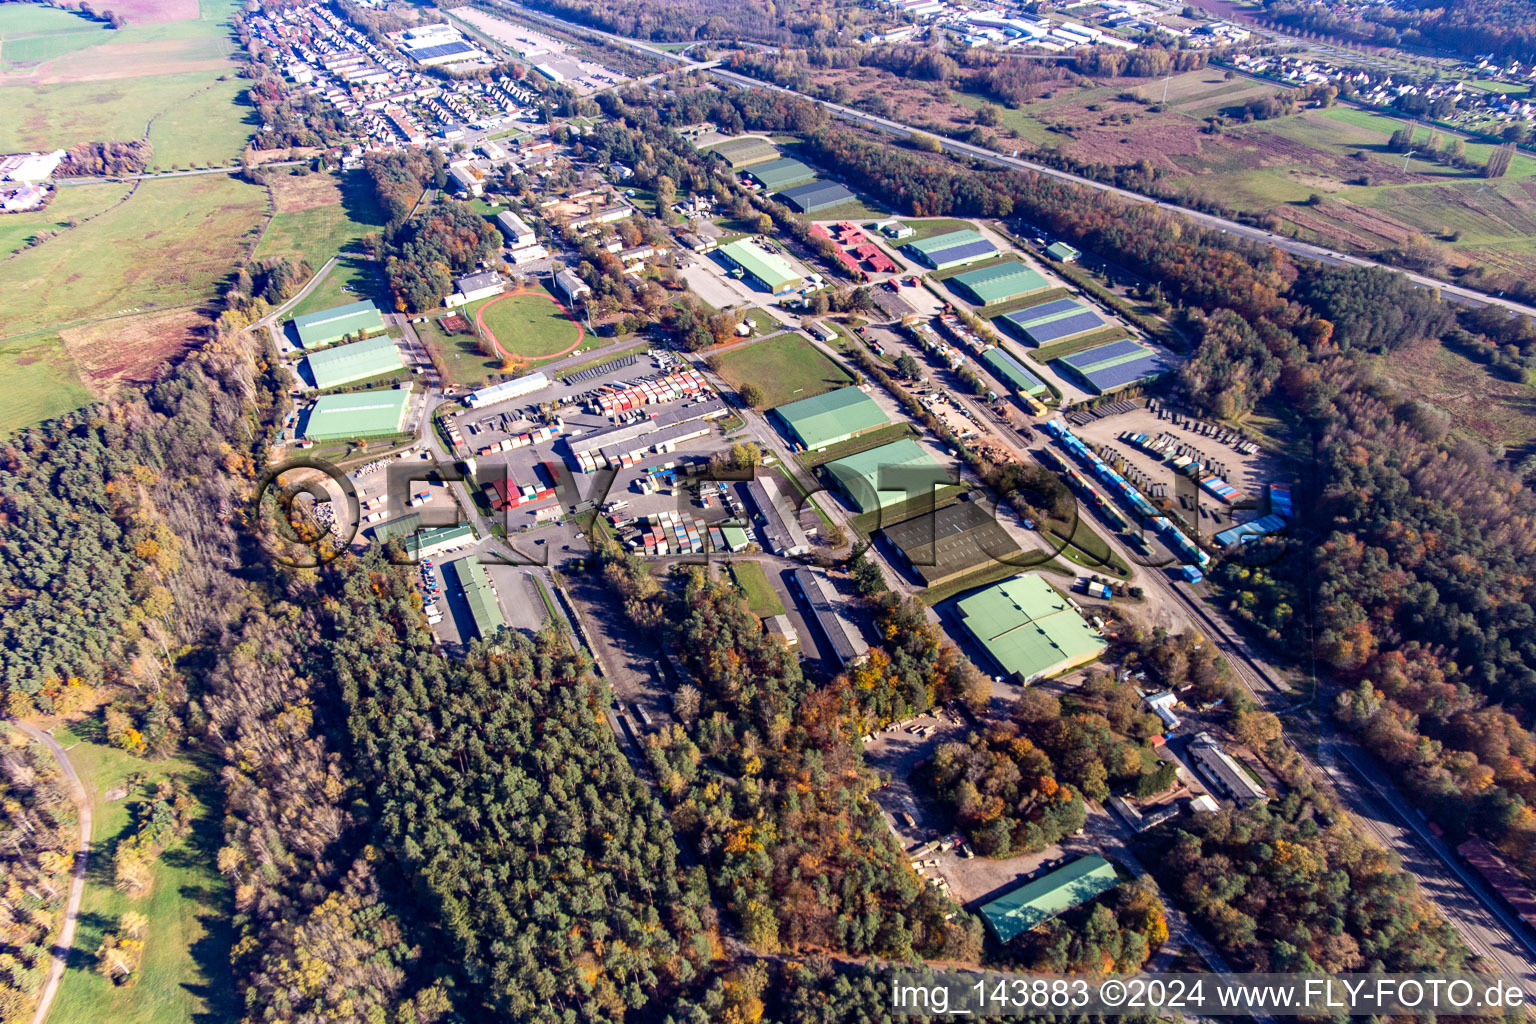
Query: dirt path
[[11, 721, 91, 1024]]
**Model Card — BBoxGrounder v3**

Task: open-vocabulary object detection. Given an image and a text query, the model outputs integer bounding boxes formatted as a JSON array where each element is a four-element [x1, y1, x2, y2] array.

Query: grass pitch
[[713, 332, 853, 409]]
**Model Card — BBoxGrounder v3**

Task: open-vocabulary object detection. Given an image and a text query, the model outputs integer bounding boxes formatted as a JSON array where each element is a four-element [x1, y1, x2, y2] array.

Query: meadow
[[0, 180, 133, 256], [712, 332, 854, 408], [46, 726, 234, 1024]]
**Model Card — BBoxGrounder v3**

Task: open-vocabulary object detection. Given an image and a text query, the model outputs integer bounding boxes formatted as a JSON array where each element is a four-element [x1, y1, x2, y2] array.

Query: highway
[[498, 0, 1536, 321]]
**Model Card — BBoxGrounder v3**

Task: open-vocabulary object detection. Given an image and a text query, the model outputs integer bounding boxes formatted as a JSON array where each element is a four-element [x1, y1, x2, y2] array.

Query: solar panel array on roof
[[747, 157, 816, 190], [1008, 298, 1079, 321], [1057, 339, 1169, 394], [999, 299, 1107, 346], [408, 41, 477, 61], [923, 239, 997, 269], [1026, 311, 1106, 345], [776, 180, 856, 213], [1061, 338, 1145, 369]]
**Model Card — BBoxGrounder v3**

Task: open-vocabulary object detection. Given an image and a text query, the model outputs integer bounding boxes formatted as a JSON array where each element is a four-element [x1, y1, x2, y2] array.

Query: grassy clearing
[[472, 290, 582, 360], [713, 332, 853, 409], [0, 333, 93, 434], [0, 181, 133, 256], [1047, 515, 1130, 577], [797, 422, 919, 469], [729, 560, 785, 617], [286, 252, 385, 319], [416, 314, 500, 389], [47, 726, 234, 1024], [0, 5, 115, 67], [2, 173, 266, 339], [984, 288, 1073, 321], [254, 169, 388, 271]]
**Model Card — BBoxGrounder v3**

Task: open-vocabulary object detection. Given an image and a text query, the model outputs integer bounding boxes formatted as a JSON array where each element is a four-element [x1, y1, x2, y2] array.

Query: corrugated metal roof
[[776, 179, 855, 212], [719, 238, 802, 292], [978, 856, 1119, 943], [303, 388, 410, 440], [293, 300, 385, 348], [949, 260, 1049, 305], [771, 386, 889, 449], [955, 573, 1106, 683], [304, 334, 405, 389], [823, 438, 946, 513], [449, 556, 506, 639]]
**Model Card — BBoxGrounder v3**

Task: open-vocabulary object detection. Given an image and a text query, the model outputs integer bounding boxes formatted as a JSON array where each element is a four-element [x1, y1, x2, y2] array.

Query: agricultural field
[[0, 173, 267, 432], [0, 5, 115, 68], [0, 0, 252, 170], [47, 726, 235, 1024], [0, 180, 133, 256], [470, 289, 584, 361], [255, 169, 388, 281], [768, 57, 1536, 277], [712, 331, 854, 409]]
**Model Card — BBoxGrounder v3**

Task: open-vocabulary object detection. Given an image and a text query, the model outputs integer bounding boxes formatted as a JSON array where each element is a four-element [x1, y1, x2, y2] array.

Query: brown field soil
[[26, 37, 231, 83], [247, 146, 320, 166], [1284, 199, 1418, 248], [58, 306, 204, 397], [1377, 336, 1536, 450], [269, 171, 343, 214]]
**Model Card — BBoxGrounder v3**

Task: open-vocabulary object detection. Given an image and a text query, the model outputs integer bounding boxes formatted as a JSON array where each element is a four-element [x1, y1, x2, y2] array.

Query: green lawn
[[471, 289, 582, 360], [713, 332, 853, 409], [797, 422, 919, 469], [286, 252, 386, 321], [0, 0, 252, 169], [0, 5, 115, 68], [1034, 325, 1134, 363], [256, 170, 388, 272], [729, 561, 785, 617], [890, 218, 978, 243], [47, 726, 234, 1024], [0, 181, 133, 256], [0, 333, 93, 434], [1, 173, 268, 340], [416, 314, 500, 389]]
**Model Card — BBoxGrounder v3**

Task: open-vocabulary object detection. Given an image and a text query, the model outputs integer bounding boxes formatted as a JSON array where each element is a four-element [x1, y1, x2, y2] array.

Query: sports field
[[712, 332, 854, 409], [471, 290, 584, 362], [46, 726, 235, 1024]]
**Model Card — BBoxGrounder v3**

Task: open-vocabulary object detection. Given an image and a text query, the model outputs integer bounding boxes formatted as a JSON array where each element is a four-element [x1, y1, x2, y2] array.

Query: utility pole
[[1401, 148, 1416, 173]]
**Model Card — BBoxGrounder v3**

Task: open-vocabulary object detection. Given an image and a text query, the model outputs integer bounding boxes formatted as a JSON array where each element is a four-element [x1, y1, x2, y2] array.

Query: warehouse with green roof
[[823, 438, 948, 514], [301, 388, 410, 441], [718, 238, 804, 295], [979, 346, 1049, 397], [302, 334, 405, 390], [903, 228, 997, 271], [955, 573, 1106, 684], [947, 261, 1050, 306], [978, 856, 1120, 943], [448, 556, 506, 640], [745, 157, 816, 190], [771, 386, 889, 450], [293, 299, 386, 348]]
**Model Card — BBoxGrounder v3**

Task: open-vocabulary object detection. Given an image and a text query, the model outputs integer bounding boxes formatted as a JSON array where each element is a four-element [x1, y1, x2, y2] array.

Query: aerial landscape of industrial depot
[[15, 0, 1536, 1016]]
